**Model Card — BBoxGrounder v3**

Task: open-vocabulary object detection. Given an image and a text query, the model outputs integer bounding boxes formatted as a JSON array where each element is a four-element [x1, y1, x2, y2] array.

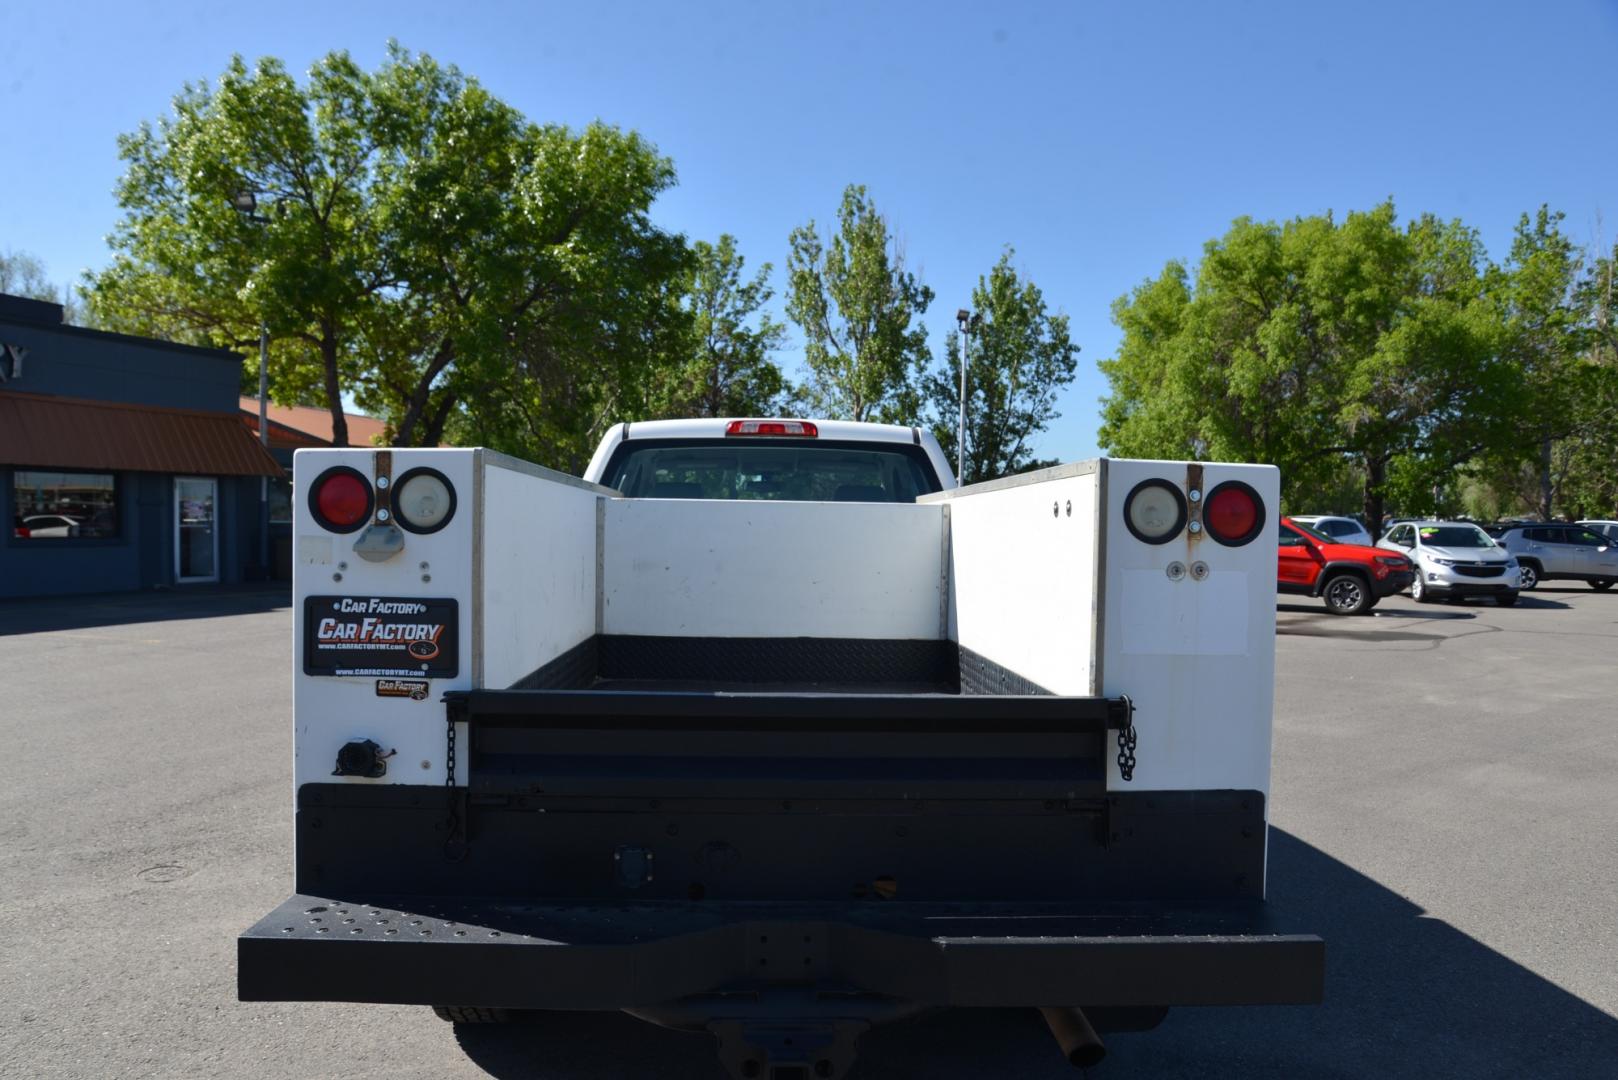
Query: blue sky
[[4, 0, 1616, 459]]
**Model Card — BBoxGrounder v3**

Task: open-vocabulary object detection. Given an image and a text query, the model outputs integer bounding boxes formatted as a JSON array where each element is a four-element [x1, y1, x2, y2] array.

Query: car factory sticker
[[375, 678, 431, 701], [303, 596, 458, 678]]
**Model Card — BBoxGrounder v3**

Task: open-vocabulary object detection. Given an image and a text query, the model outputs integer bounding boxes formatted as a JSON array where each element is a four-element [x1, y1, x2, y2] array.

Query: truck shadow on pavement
[[450, 828, 1618, 1079], [0, 584, 290, 636], [1276, 603, 1477, 619], [1493, 594, 1573, 609], [1280, 592, 1579, 617], [1276, 605, 1476, 644], [1276, 624, 1458, 644]]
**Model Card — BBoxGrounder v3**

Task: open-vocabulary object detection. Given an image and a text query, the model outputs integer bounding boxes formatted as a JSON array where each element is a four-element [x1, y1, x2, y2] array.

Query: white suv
[[1577, 520, 1618, 544], [1288, 514, 1373, 547], [1378, 521, 1520, 605]]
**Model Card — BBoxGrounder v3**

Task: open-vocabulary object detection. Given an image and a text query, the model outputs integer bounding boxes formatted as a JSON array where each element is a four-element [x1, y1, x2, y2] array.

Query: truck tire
[[432, 1006, 513, 1024], [1321, 573, 1372, 616], [1410, 575, 1436, 604], [1517, 561, 1541, 590], [1590, 579, 1614, 591]]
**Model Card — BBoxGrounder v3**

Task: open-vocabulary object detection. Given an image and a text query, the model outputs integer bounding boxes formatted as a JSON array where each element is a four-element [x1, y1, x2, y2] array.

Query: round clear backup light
[[391, 467, 457, 534], [1124, 478, 1188, 545]]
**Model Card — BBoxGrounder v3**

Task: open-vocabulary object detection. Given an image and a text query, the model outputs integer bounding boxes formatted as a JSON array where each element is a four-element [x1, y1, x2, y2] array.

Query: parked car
[[1480, 519, 1534, 538], [1288, 514, 1374, 547], [20, 513, 80, 538], [1279, 517, 1414, 615], [1377, 521, 1520, 605], [1576, 520, 1618, 545], [1492, 522, 1618, 591]]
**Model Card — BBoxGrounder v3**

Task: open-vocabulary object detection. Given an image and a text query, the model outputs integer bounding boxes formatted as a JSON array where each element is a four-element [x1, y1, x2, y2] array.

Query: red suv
[[1278, 517, 1414, 615]]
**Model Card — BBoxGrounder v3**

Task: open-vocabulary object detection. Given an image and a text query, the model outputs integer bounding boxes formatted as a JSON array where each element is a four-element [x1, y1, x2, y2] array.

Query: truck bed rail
[[446, 688, 1136, 732]]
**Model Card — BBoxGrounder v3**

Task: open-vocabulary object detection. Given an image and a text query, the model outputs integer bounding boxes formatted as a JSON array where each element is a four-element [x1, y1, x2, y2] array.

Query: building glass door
[[174, 477, 219, 582]]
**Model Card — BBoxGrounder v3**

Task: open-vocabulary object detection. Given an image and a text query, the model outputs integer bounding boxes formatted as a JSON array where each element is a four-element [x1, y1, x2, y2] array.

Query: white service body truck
[[238, 419, 1322, 1077]]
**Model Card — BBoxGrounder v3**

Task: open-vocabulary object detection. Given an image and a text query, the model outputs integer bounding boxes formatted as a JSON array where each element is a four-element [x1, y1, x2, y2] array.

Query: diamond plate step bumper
[[239, 893, 1323, 1009]]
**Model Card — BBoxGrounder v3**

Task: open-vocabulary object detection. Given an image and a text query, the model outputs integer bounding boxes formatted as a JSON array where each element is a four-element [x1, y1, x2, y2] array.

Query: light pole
[[955, 308, 981, 487], [232, 188, 272, 580]]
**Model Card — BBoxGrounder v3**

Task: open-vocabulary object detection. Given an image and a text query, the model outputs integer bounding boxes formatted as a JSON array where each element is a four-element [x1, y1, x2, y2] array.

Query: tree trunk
[[321, 322, 348, 447], [1362, 454, 1388, 541], [396, 341, 456, 446], [1537, 434, 1554, 520], [705, 347, 721, 417], [419, 390, 459, 447]]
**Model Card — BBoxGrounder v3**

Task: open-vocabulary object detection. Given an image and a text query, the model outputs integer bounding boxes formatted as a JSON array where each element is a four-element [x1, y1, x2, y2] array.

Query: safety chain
[[1116, 724, 1138, 783], [1110, 696, 1138, 783], [445, 712, 457, 789], [443, 711, 468, 861]]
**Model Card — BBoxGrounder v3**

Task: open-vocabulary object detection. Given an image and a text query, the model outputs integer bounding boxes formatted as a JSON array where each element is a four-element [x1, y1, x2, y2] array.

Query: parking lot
[[2, 586, 1616, 1079]]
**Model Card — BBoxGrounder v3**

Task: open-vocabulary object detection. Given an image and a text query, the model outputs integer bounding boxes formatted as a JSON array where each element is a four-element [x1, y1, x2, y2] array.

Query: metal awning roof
[[0, 391, 284, 478], [238, 396, 389, 448]]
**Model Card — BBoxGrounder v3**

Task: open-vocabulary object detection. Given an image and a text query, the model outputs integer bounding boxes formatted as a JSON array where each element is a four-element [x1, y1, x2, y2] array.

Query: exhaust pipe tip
[[1039, 1006, 1106, 1069]]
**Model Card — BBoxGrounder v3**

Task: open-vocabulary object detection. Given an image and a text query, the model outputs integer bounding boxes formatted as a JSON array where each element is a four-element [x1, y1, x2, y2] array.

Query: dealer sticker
[[375, 678, 431, 701], [303, 596, 459, 678]]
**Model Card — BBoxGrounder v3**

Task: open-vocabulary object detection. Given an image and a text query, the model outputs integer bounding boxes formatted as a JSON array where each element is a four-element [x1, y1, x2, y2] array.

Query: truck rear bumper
[[238, 893, 1323, 1009]]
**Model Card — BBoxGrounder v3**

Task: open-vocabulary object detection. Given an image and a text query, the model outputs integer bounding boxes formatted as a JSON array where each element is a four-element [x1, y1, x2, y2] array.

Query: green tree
[[1561, 240, 1618, 517], [359, 64, 689, 463], [1100, 202, 1511, 530], [0, 249, 53, 301], [1334, 212, 1510, 520], [651, 235, 787, 418], [922, 249, 1080, 483], [785, 185, 933, 423], [1, 249, 83, 322], [87, 52, 385, 444], [1472, 209, 1609, 519], [85, 46, 688, 461]]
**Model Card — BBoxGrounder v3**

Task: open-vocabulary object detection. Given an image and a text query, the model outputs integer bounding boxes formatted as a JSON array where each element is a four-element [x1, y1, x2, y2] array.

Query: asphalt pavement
[[2, 585, 1615, 1079]]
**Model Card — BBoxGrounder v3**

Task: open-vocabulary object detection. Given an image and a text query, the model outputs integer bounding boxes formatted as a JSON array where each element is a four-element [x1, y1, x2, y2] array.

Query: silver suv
[[1577, 520, 1618, 544], [1377, 521, 1520, 605], [1493, 523, 1618, 591]]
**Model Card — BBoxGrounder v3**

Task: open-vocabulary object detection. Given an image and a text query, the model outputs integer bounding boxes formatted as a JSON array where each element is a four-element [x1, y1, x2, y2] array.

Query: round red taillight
[[1202, 481, 1265, 546], [308, 466, 373, 533]]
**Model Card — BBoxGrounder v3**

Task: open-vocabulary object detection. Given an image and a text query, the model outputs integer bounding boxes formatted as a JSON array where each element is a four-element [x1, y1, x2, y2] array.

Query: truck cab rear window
[[603, 439, 942, 502]]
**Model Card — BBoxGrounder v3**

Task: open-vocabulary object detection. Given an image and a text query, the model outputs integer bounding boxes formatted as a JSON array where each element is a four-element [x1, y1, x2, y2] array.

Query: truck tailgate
[[455, 687, 1131, 801]]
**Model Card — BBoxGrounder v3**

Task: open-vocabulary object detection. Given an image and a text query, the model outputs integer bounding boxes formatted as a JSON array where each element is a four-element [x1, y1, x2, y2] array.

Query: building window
[[12, 470, 119, 539], [268, 478, 292, 524]]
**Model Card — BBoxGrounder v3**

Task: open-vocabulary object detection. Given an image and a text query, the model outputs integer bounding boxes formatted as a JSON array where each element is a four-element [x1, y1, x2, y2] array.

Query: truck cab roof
[[583, 417, 957, 495]]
